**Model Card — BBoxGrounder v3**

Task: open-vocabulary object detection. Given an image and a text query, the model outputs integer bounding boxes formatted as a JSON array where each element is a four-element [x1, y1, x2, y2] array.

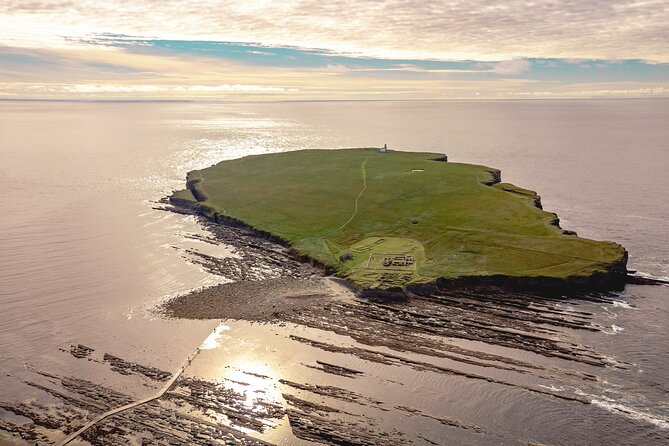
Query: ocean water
[[0, 99, 667, 445]]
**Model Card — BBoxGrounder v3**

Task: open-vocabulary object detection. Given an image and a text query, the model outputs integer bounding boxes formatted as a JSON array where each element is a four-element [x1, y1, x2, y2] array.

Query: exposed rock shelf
[[170, 148, 628, 294]]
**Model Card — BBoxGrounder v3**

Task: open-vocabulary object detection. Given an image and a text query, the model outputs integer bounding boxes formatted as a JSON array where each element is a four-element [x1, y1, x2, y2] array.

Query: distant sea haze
[[0, 99, 667, 444]]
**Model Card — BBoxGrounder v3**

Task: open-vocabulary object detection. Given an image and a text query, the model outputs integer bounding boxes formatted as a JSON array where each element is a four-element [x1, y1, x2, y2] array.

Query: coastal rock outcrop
[[169, 148, 629, 295]]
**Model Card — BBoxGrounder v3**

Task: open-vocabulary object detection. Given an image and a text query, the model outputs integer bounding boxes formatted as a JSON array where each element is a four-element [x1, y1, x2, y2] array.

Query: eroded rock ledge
[[169, 195, 628, 296], [169, 149, 629, 295]]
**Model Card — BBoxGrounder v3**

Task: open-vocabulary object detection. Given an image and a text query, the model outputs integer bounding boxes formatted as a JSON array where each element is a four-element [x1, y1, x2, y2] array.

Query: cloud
[[1, 40, 668, 100], [69, 83, 293, 93], [1, 0, 668, 62], [489, 59, 532, 75], [246, 50, 276, 56], [189, 84, 293, 92], [503, 84, 669, 97], [1, 0, 668, 103], [0, 82, 297, 97]]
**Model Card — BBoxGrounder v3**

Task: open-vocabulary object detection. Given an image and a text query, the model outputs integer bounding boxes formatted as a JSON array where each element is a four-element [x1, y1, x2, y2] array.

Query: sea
[[0, 99, 667, 445]]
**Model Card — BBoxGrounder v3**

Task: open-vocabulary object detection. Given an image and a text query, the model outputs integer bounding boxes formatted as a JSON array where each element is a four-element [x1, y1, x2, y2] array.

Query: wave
[[601, 324, 625, 335], [590, 399, 669, 429], [629, 271, 669, 285], [574, 388, 669, 430], [200, 323, 230, 350]]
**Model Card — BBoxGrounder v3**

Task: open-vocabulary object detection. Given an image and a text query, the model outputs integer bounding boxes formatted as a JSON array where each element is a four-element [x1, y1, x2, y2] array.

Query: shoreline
[[158, 208, 641, 397], [168, 193, 629, 296], [169, 148, 633, 295]]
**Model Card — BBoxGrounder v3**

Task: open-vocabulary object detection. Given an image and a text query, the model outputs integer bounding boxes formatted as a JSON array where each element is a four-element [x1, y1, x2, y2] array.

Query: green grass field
[[173, 148, 625, 289]]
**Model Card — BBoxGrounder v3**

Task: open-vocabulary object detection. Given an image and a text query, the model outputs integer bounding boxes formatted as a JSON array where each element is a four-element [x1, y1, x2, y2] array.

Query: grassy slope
[[177, 149, 624, 288]]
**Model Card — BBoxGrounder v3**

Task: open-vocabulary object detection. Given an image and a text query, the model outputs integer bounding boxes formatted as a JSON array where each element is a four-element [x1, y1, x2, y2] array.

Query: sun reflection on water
[[164, 110, 318, 182], [170, 117, 294, 130], [197, 323, 285, 431], [221, 360, 283, 410], [200, 324, 230, 350], [197, 359, 285, 434]]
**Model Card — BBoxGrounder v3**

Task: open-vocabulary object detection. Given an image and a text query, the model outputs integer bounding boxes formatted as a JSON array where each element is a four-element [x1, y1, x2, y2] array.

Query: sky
[[1, 0, 668, 100]]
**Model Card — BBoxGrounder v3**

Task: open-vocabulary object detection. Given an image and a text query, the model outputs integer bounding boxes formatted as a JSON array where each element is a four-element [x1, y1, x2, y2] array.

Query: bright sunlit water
[[0, 99, 667, 444]]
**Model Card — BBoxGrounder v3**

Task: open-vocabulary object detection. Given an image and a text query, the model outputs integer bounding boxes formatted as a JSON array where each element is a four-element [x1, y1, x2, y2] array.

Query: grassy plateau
[[171, 149, 626, 290]]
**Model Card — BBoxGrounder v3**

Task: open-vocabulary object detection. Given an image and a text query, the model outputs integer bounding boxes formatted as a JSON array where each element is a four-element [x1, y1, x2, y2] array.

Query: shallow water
[[0, 99, 667, 444]]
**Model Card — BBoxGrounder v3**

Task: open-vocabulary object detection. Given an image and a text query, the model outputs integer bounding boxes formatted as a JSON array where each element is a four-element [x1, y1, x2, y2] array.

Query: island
[[170, 148, 627, 293]]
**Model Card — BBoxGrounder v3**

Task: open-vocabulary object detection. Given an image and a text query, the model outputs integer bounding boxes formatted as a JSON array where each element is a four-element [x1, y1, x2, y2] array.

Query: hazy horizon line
[[3, 97, 668, 104]]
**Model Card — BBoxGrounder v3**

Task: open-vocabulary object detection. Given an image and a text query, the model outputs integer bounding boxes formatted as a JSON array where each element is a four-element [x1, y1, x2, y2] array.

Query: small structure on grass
[[382, 254, 415, 267], [339, 252, 354, 262], [379, 144, 388, 153]]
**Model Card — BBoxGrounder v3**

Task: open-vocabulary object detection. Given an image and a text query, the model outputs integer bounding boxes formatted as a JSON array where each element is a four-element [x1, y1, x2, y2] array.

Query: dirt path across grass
[[327, 156, 370, 236]]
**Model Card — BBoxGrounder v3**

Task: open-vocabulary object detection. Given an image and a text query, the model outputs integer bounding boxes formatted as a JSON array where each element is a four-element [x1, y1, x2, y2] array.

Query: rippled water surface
[[0, 99, 667, 445]]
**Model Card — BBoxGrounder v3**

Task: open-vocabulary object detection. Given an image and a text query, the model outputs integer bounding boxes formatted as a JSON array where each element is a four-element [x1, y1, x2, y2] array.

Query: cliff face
[[483, 169, 502, 185], [356, 252, 629, 297], [168, 149, 629, 296], [430, 252, 628, 294], [169, 187, 629, 296]]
